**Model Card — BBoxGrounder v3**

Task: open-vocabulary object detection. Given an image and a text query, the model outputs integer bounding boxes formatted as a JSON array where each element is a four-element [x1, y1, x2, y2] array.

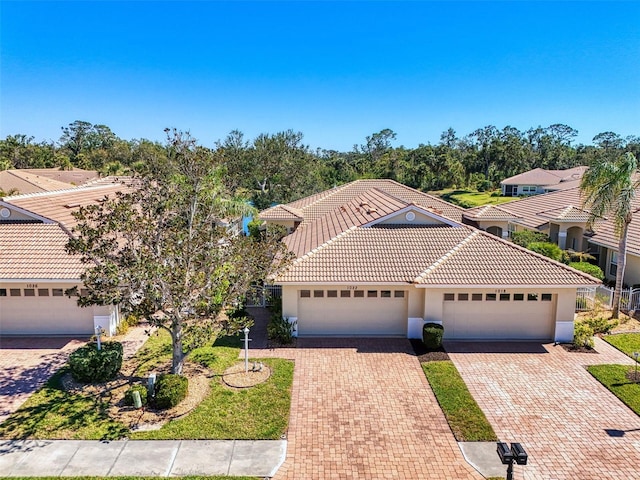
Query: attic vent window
[[405, 211, 416, 222], [0, 208, 10, 218]]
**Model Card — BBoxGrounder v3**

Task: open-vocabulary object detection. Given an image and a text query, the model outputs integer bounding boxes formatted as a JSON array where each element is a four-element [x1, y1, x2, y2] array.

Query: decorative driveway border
[[448, 338, 640, 480], [254, 338, 482, 480]]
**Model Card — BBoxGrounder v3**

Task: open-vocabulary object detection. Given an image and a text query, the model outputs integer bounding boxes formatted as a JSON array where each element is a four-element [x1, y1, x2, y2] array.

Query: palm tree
[[581, 152, 639, 318]]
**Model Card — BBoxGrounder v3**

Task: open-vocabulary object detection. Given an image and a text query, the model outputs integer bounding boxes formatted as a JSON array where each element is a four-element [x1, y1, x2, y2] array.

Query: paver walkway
[[246, 308, 481, 479], [448, 338, 640, 480]]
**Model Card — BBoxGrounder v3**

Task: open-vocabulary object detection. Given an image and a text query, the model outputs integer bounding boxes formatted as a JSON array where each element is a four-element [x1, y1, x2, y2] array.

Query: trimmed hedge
[[154, 374, 188, 409], [68, 341, 123, 383], [569, 261, 605, 280], [422, 323, 444, 350]]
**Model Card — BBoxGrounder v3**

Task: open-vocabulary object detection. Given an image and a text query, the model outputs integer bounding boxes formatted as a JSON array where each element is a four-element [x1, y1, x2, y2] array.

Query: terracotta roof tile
[[537, 205, 591, 222], [259, 204, 304, 221], [276, 225, 597, 286], [463, 204, 522, 220], [0, 223, 84, 279], [501, 166, 587, 186], [271, 179, 464, 224], [4, 182, 130, 230], [0, 170, 75, 195]]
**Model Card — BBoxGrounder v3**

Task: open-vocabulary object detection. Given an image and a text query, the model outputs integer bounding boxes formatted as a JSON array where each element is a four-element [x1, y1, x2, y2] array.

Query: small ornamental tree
[[67, 130, 291, 374]]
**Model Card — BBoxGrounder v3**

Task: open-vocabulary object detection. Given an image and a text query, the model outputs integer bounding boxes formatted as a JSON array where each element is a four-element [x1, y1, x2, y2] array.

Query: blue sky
[[1, 1, 638, 151]]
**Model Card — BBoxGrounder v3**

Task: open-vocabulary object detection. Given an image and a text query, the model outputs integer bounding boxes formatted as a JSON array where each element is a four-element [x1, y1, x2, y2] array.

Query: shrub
[[124, 384, 148, 407], [116, 314, 139, 336], [268, 315, 296, 345], [68, 341, 123, 383], [573, 322, 595, 349], [153, 374, 188, 409], [569, 262, 605, 280], [422, 323, 445, 350], [583, 316, 618, 335], [511, 230, 551, 248], [528, 242, 564, 262]]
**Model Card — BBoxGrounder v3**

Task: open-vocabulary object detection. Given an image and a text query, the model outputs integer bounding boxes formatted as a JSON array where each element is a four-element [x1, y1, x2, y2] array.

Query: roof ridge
[[414, 230, 479, 283], [289, 225, 358, 266], [3, 182, 120, 201], [298, 182, 354, 211]]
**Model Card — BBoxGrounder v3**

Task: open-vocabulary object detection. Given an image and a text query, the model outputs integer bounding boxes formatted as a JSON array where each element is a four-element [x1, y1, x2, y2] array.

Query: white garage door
[[297, 288, 408, 336], [442, 292, 556, 340], [0, 288, 94, 335]]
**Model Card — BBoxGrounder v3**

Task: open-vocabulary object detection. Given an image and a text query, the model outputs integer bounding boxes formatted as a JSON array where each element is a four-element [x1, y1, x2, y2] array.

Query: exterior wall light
[[497, 442, 528, 480]]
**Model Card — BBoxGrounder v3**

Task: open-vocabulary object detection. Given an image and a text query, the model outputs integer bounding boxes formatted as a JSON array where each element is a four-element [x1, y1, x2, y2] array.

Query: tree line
[[2, 120, 638, 209]]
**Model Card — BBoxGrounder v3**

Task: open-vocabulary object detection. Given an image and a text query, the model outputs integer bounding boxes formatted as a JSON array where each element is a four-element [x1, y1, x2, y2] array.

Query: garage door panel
[[443, 299, 555, 340], [298, 296, 407, 336], [0, 297, 94, 335]]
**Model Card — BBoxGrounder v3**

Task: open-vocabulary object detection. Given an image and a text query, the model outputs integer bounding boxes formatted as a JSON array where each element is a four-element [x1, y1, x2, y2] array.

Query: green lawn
[[429, 188, 517, 208], [421, 361, 497, 442], [603, 333, 640, 361], [587, 364, 640, 416], [0, 332, 293, 441]]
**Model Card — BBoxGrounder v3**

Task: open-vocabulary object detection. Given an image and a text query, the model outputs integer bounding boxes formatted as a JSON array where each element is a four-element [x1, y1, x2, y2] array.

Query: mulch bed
[[410, 339, 450, 362], [222, 361, 271, 388], [559, 343, 598, 354], [625, 370, 640, 383]]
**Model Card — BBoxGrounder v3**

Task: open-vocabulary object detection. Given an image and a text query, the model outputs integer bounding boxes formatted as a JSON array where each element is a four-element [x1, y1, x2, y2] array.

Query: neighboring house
[[0, 180, 127, 336], [465, 184, 640, 287], [0, 170, 77, 195], [500, 166, 587, 196], [260, 180, 598, 342]]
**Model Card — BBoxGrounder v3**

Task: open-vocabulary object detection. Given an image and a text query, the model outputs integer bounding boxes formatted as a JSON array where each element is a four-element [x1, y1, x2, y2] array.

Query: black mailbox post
[[496, 442, 528, 480]]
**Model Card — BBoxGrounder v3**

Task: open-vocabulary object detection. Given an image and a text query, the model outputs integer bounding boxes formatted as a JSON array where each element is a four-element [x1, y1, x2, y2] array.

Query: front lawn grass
[[421, 361, 497, 442], [587, 364, 640, 416], [603, 333, 640, 360], [0, 333, 293, 441], [429, 188, 517, 208], [0, 368, 129, 440]]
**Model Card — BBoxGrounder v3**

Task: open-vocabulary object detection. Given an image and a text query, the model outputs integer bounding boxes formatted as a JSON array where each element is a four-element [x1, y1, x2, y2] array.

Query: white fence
[[576, 285, 640, 312], [245, 285, 282, 307]]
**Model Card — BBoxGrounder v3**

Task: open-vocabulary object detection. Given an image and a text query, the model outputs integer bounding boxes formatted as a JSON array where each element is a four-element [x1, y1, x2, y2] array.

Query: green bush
[[68, 341, 123, 383], [422, 323, 445, 350], [528, 242, 564, 262], [116, 314, 139, 336], [569, 262, 605, 280], [583, 316, 618, 335], [124, 384, 148, 407], [511, 230, 551, 248], [268, 316, 296, 345], [153, 374, 188, 409], [573, 322, 595, 349]]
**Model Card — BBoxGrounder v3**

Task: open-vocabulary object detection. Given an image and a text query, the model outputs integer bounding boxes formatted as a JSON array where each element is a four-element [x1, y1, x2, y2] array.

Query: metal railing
[[576, 285, 640, 311], [245, 285, 282, 307]]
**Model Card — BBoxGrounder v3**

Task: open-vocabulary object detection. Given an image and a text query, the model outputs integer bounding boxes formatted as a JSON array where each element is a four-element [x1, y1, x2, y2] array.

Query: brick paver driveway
[[0, 337, 85, 423], [258, 338, 481, 480], [448, 338, 640, 480]]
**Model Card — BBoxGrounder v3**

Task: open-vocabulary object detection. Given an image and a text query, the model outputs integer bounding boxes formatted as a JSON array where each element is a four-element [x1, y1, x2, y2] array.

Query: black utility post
[[497, 442, 528, 480]]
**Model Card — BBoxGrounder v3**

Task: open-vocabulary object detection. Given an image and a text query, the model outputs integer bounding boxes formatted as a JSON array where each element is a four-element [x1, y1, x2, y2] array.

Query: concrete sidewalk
[[0, 439, 286, 477]]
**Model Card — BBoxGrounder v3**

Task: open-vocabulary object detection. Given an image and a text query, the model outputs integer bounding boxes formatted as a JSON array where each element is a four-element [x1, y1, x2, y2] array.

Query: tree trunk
[[612, 222, 630, 319], [170, 321, 185, 375]]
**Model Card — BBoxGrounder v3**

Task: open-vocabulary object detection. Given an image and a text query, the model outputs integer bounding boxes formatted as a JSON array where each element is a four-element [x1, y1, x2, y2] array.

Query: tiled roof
[[501, 166, 587, 186], [259, 204, 304, 221], [537, 205, 592, 222], [496, 187, 584, 229], [272, 179, 464, 224], [4, 182, 129, 230], [275, 225, 598, 286], [0, 170, 75, 195], [283, 188, 409, 256], [0, 224, 84, 279], [18, 168, 99, 185], [463, 204, 522, 220], [415, 230, 597, 286]]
